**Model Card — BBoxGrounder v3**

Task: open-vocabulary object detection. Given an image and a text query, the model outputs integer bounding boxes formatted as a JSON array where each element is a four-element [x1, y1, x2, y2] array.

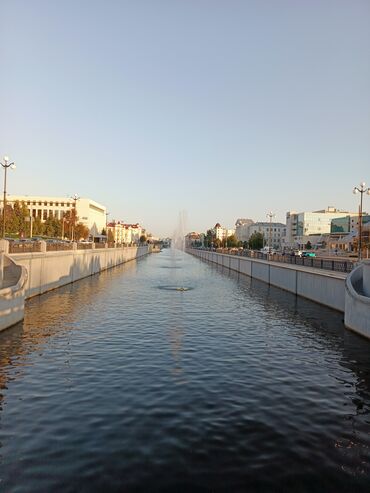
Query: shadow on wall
[[23, 246, 147, 299]]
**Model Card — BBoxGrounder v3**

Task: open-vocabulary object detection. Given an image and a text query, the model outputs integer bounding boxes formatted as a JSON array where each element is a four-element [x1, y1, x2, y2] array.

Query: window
[[43, 210, 48, 220]]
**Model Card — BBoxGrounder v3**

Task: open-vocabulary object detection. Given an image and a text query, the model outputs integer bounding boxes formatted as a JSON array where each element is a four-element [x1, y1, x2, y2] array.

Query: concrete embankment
[[345, 261, 370, 339], [0, 242, 150, 332], [188, 248, 346, 312], [10, 245, 150, 299], [0, 254, 28, 331]]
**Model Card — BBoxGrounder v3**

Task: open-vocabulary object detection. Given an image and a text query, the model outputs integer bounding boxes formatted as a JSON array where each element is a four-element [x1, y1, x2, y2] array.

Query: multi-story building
[[248, 222, 286, 250], [212, 223, 235, 240], [235, 218, 254, 242], [6, 195, 106, 236], [107, 221, 143, 244], [285, 207, 358, 248]]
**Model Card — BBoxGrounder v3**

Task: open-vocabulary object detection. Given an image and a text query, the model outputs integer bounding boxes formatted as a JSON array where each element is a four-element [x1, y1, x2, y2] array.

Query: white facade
[[285, 207, 358, 247], [6, 195, 106, 235], [213, 223, 235, 240], [249, 222, 286, 249], [107, 221, 143, 244], [235, 218, 254, 242]]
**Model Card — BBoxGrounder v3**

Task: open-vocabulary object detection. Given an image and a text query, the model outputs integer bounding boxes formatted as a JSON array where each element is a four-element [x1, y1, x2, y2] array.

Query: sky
[[1, 0, 369, 237]]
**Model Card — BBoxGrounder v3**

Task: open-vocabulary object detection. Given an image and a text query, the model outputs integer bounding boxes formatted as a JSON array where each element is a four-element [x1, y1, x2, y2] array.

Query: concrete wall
[[0, 254, 27, 332], [11, 245, 149, 299], [189, 249, 346, 312], [345, 263, 370, 339]]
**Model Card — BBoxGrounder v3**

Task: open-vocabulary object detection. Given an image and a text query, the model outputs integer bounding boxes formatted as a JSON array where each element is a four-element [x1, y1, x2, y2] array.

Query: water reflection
[[0, 251, 369, 491]]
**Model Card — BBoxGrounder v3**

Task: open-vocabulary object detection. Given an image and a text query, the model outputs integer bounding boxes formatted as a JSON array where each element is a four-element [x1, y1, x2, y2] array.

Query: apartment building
[[248, 222, 286, 250]]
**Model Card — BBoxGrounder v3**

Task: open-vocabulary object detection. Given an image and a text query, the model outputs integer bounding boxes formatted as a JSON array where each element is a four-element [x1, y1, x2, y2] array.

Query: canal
[[0, 249, 369, 492]]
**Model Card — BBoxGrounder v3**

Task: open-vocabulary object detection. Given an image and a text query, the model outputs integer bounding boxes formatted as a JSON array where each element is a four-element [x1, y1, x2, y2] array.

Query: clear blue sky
[[1, 0, 369, 236]]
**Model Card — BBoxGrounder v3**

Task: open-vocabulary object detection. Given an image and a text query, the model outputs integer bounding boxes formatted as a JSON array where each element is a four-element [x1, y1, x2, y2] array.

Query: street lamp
[[353, 181, 370, 261], [105, 212, 110, 243], [1, 156, 16, 238], [266, 211, 275, 253], [70, 194, 80, 241]]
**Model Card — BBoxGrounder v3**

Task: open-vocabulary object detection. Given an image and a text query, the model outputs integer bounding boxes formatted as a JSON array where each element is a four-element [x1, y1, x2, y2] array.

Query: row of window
[[31, 209, 70, 220], [26, 201, 73, 208]]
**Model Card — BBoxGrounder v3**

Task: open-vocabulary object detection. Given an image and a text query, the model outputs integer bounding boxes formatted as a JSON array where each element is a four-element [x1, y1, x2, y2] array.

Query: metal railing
[[76, 242, 93, 250], [46, 242, 73, 252], [9, 242, 41, 254], [195, 248, 355, 273]]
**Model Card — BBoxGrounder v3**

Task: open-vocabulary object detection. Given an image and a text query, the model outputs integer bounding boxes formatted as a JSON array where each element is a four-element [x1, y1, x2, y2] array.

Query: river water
[[0, 249, 369, 492]]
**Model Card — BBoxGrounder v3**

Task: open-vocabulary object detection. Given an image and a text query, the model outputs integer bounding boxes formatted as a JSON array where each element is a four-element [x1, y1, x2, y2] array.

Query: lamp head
[[10, 163, 16, 170], [367, 188, 370, 195], [353, 187, 359, 195], [361, 181, 366, 188], [3, 155, 9, 163]]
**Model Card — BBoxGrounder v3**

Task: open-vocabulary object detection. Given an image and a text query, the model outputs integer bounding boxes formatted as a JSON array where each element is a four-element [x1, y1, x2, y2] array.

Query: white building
[[285, 207, 358, 248], [249, 222, 286, 250], [6, 195, 106, 236], [213, 223, 235, 240], [107, 221, 143, 244], [235, 218, 254, 242]]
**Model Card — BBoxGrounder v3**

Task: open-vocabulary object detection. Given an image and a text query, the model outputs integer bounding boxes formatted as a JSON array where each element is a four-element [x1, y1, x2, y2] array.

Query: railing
[[8, 241, 145, 254], [76, 242, 93, 250], [46, 242, 73, 252], [195, 248, 355, 273], [9, 242, 41, 254]]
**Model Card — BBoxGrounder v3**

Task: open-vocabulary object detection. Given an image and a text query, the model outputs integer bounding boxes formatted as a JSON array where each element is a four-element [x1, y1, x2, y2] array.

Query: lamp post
[[105, 212, 110, 243], [353, 182, 370, 261], [266, 211, 275, 253], [70, 194, 80, 242], [1, 156, 16, 239]]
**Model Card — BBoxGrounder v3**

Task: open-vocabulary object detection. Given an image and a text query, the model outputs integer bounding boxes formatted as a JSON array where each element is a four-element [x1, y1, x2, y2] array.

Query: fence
[[198, 248, 355, 273]]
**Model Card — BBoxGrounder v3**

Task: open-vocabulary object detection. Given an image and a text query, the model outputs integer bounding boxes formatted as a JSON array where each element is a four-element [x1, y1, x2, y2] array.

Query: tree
[[74, 222, 89, 241], [224, 234, 238, 248], [305, 240, 312, 250], [43, 216, 62, 238], [140, 235, 147, 244], [248, 232, 264, 250], [205, 229, 215, 248]]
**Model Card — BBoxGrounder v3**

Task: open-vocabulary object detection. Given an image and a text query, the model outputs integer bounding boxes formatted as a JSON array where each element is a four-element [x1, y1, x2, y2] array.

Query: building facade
[[285, 207, 358, 248], [235, 218, 254, 242], [6, 195, 106, 236], [248, 222, 286, 250], [107, 221, 143, 244]]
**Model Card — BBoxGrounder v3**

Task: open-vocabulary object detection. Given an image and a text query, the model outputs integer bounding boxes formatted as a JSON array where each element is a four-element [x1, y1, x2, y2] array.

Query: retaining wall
[[10, 245, 149, 299], [189, 249, 346, 312]]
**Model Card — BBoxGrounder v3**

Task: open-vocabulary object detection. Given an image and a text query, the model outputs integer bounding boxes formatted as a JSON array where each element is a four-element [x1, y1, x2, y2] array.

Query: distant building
[[6, 195, 106, 236], [285, 207, 358, 248], [248, 222, 286, 250], [235, 218, 254, 242], [212, 223, 235, 241], [107, 221, 143, 244]]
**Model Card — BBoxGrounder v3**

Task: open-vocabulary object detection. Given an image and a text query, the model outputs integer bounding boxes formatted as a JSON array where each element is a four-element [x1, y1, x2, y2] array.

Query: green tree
[[305, 240, 312, 250], [140, 234, 147, 244], [224, 234, 238, 247], [43, 217, 62, 237], [31, 217, 44, 236], [248, 232, 264, 250], [204, 229, 215, 247]]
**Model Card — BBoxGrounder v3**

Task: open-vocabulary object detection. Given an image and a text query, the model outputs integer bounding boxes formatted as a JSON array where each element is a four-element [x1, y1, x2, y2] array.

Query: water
[[0, 249, 370, 492]]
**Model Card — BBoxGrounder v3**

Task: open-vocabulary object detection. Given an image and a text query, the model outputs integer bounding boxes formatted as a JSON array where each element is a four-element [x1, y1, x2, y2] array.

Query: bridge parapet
[[345, 261, 370, 339]]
